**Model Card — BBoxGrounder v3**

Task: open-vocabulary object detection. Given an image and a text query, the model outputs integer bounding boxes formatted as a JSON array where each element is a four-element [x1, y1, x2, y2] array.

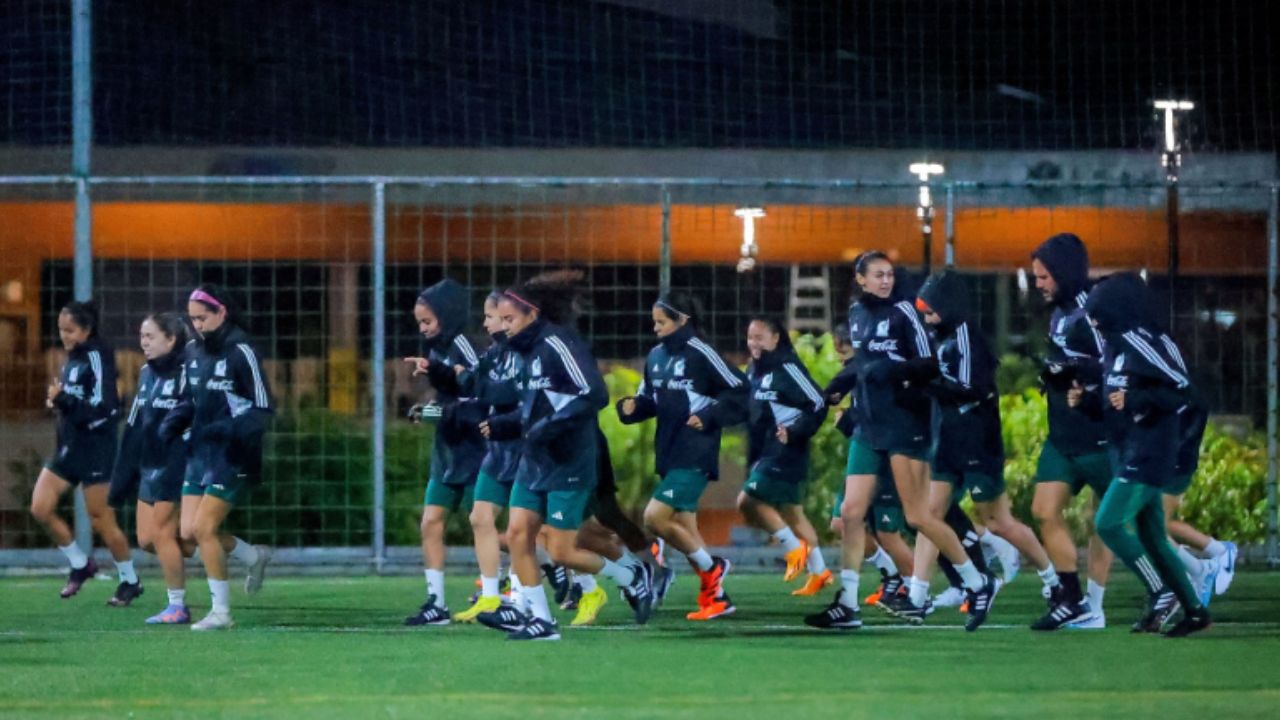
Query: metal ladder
[[787, 265, 832, 335]]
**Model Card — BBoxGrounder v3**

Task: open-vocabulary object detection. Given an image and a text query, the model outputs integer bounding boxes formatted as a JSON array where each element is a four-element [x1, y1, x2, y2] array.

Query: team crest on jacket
[[530, 357, 543, 377], [876, 320, 891, 337], [215, 359, 227, 376], [163, 379, 176, 395], [68, 366, 79, 382], [1113, 354, 1125, 372], [761, 373, 773, 389], [673, 359, 686, 377]]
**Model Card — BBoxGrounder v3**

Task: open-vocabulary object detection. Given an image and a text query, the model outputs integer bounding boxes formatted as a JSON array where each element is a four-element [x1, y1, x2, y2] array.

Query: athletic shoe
[[874, 584, 909, 614], [244, 545, 272, 595], [59, 559, 99, 599], [882, 592, 930, 625], [1031, 599, 1093, 631], [453, 594, 503, 623], [107, 580, 144, 607], [1214, 541, 1238, 595], [964, 577, 1000, 632], [1067, 611, 1106, 630], [1195, 557, 1220, 608], [686, 593, 736, 621], [571, 586, 608, 626], [803, 590, 862, 629], [792, 569, 834, 597], [783, 541, 810, 583], [191, 610, 235, 631], [404, 595, 451, 626], [145, 603, 191, 625], [992, 539, 1021, 584], [932, 585, 966, 609], [621, 563, 654, 625], [560, 583, 583, 611], [543, 563, 572, 605], [1164, 607, 1212, 638], [697, 557, 732, 605], [864, 572, 904, 606], [507, 617, 560, 641], [1132, 590, 1180, 633], [653, 563, 676, 606], [651, 539, 667, 568], [468, 577, 483, 605], [477, 604, 528, 633]]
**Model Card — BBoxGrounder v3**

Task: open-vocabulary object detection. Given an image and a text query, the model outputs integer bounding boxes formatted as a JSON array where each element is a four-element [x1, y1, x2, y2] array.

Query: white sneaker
[[994, 540, 1021, 584], [1214, 541, 1238, 596], [191, 610, 236, 631], [1067, 611, 1105, 630], [1195, 558, 1219, 607], [933, 586, 966, 609], [245, 545, 273, 595]]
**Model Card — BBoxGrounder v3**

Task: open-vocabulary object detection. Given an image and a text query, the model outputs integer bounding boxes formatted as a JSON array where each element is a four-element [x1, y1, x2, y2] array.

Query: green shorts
[[424, 478, 475, 513], [846, 437, 926, 477], [743, 468, 803, 507], [652, 468, 708, 513], [1163, 474, 1193, 497], [473, 471, 513, 508], [181, 471, 252, 505], [831, 473, 901, 522], [1035, 441, 1113, 497], [510, 482, 593, 530], [935, 471, 1006, 503], [869, 502, 907, 534]]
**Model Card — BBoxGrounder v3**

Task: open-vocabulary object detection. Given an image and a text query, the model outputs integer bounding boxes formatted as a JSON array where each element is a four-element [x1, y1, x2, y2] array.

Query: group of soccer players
[[31, 232, 1238, 639]]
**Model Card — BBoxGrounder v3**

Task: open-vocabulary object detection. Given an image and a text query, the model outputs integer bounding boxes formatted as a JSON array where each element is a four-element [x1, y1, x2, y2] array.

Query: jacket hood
[[916, 271, 971, 332], [417, 279, 470, 349], [1031, 233, 1090, 306], [1084, 272, 1151, 336], [660, 323, 695, 352]]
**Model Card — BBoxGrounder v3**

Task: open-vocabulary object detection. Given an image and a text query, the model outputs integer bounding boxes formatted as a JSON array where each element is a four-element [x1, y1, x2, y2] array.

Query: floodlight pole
[[1155, 99, 1194, 332], [910, 163, 944, 276]]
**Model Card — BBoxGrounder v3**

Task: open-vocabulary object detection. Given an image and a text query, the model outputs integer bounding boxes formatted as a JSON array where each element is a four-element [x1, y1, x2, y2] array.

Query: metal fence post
[[944, 184, 956, 268], [70, 0, 94, 554], [371, 182, 388, 572], [1267, 184, 1278, 568], [659, 185, 672, 296]]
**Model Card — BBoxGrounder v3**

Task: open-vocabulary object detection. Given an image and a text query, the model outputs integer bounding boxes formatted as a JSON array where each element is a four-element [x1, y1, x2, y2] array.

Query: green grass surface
[[1, 568, 1277, 719]]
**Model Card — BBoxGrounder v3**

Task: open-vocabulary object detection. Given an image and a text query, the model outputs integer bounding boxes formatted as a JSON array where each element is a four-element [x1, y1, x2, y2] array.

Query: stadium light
[[1154, 99, 1195, 154], [1153, 99, 1194, 334], [909, 162, 944, 275], [735, 207, 765, 273]]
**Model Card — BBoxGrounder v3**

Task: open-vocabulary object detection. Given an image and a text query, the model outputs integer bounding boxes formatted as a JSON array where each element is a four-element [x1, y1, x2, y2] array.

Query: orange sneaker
[[686, 594, 736, 621], [783, 541, 810, 583], [864, 588, 883, 605], [696, 556, 732, 605], [792, 569, 834, 596]]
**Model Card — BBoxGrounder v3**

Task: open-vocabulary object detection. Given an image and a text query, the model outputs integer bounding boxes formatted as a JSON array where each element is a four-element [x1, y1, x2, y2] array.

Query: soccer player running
[[30, 301, 136, 605], [913, 272, 1063, 628], [1028, 233, 1115, 630], [805, 252, 995, 631], [109, 312, 193, 623], [1083, 273, 1210, 637], [164, 285, 274, 631], [478, 272, 654, 641], [616, 292, 749, 621], [402, 279, 486, 626], [737, 315, 831, 594]]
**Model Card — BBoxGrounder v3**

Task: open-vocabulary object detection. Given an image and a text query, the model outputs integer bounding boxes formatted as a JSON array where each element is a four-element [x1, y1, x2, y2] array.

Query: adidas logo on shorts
[[552, 511, 564, 520], [663, 489, 675, 498]]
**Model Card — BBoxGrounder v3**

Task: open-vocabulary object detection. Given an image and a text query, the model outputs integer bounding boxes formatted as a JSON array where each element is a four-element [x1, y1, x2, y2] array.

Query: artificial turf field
[[1, 569, 1277, 719]]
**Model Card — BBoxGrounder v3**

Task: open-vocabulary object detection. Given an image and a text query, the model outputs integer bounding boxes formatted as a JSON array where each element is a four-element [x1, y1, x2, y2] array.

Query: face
[[482, 298, 503, 335], [498, 298, 537, 337], [922, 309, 941, 325], [746, 320, 779, 359], [57, 311, 91, 351], [139, 318, 177, 360], [652, 306, 686, 338], [187, 300, 226, 338], [833, 338, 853, 359], [413, 302, 440, 338], [1032, 258, 1058, 303], [856, 259, 895, 299]]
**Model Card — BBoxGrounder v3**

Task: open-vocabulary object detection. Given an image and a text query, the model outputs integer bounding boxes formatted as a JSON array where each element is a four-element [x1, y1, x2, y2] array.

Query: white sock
[[167, 588, 186, 606], [839, 569, 860, 608], [228, 538, 259, 566], [806, 546, 827, 574], [511, 574, 528, 612], [208, 578, 231, 614], [58, 542, 88, 570], [1203, 539, 1227, 558], [621, 551, 645, 569], [523, 583, 553, 622], [481, 575, 500, 598], [954, 560, 985, 591], [868, 547, 898, 576], [687, 548, 714, 572], [909, 577, 930, 607], [577, 574, 599, 593], [1175, 544, 1204, 576], [771, 527, 803, 552], [425, 569, 446, 605], [600, 557, 636, 587], [535, 546, 553, 566], [115, 559, 138, 585], [1087, 579, 1106, 614], [1037, 564, 1061, 589]]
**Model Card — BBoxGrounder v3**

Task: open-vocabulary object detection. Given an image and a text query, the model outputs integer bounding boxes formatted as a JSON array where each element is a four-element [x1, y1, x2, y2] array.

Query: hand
[[408, 403, 424, 424], [686, 414, 704, 431], [1109, 390, 1126, 411], [775, 425, 789, 444], [621, 397, 637, 416], [833, 408, 844, 425], [403, 357, 429, 376], [453, 364, 465, 376], [1066, 380, 1083, 408], [479, 420, 491, 439], [826, 392, 843, 406], [46, 380, 62, 406]]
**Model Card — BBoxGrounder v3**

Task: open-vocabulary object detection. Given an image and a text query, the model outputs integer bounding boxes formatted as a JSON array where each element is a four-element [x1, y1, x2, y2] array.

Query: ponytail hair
[[145, 311, 190, 349], [189, 283, 240, 325], [504, 269, 587, 327], [60, 300, 100, 337], [747, 313, 793, 351], [653, 290, 707, 339]]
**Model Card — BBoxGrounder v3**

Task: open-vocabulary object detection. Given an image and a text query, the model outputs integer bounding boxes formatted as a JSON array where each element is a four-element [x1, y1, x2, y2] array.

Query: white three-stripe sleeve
[[688, 338, 743, 387], [545, 336, 590, 395], [236, 344, 271, 408], [87, 351, 104, 406], [957, 325, 972, 386], [1160, 334, 1188, 373], [1123, 332, 1189, 387], [452, 335, 480, 369], [783, 363, 825, 412], [895, 302, 932, 358]]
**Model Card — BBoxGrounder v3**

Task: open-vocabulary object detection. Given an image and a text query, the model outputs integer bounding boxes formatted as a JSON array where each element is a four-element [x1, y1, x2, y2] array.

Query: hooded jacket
[[489, 319, 608, 492], [416, 279, 486, 485], [746, 341, 828, 481], [1085, 273, 1192, 486], [109, 348, 186, 506], [916, 272, 1005, 480], [847, 288, 933, 452], [616, 324, 749, 480], [51, 334, 120, 450], [826, 356, 859, 438], [1031, 233, 1109, 456]]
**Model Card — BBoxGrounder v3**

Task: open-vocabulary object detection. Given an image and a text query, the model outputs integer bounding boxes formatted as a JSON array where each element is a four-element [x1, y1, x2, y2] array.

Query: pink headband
[[189, 289, 224, 311], [503, 291, 540, 313]]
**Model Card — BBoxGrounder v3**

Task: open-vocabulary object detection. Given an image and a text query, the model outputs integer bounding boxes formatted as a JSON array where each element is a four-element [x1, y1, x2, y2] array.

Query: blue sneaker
[[1214, 542, 1238, 596], [1196, 558, 1219, 607], [145, 603, 191, 625]]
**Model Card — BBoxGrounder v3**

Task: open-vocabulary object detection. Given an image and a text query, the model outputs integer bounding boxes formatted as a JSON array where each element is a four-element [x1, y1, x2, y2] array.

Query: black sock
[[1060, 571, 1082, 603]]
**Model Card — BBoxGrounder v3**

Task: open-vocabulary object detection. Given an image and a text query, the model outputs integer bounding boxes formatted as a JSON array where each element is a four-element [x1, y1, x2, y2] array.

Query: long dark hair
[[146, 311, 190, 350], [748, 313, 794, 352], [653, 289, 706, 339], [504, 269, 586, 327], [60, 300, 100, 337], [190, 282, 241, 327]]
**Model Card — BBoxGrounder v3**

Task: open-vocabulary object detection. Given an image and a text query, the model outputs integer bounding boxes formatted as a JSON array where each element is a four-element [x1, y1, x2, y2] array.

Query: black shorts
[[139, 465, 185, 505], [45, 437, 116, 487]]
